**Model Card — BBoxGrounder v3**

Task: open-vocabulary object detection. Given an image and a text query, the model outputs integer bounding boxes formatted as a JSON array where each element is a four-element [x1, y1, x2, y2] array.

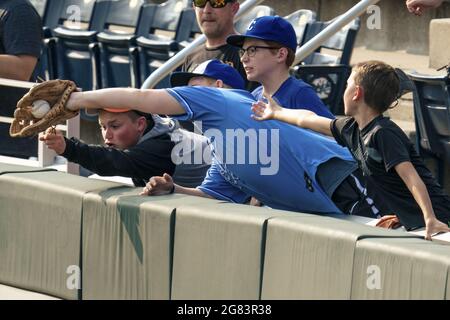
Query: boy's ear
[[277, 47, 288, 63], [353, 85, 364, 102], [136, 116, 148, 132], [215, 79, 225, 88], [231, 1, 240, 15]]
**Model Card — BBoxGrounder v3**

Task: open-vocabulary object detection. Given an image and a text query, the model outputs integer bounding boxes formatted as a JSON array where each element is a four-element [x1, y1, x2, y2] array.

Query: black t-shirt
[[182, 43, 259, 92], [0, 0, 42, 57], [331, 115, 450, 230], [62, 133, 176, 187]]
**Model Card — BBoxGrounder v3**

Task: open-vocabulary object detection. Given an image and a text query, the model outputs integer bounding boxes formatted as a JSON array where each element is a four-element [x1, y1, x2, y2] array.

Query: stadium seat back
[[284, 9, 317, 47], [234, 5, 275, 34], [405, 70, 450, 185], [136, 0, 192, 88], [300, 17, 360, 65]]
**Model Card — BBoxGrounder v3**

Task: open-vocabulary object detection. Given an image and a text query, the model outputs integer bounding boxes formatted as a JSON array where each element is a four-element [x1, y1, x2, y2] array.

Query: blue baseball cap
[[170, 59, 245, 90], [227, 15, 297, 51]]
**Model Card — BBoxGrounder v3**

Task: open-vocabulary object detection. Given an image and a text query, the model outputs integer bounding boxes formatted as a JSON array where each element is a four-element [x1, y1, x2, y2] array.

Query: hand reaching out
[[140, 173, 174, 196], [406, 0, 444, 15], [39, 127, 66, 155], [424, 217, 450, 241], [251, 95, 282, 121]]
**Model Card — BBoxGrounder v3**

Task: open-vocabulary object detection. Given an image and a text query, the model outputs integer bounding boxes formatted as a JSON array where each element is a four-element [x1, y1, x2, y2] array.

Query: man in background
[[183, 0, 257, 91], [0, 0, 42, 81]]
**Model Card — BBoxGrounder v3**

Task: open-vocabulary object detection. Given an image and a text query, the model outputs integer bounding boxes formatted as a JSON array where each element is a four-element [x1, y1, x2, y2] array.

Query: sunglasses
[[193, 0, 234, 9]]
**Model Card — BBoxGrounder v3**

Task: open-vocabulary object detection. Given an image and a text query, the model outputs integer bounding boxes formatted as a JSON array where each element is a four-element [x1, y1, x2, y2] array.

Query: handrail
[[141, 0, 265, 89], [294, 0, 381, 65]]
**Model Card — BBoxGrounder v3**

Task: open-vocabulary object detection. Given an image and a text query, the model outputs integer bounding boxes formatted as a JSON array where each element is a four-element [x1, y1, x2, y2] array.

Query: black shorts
[[332, 169, 380, 218]]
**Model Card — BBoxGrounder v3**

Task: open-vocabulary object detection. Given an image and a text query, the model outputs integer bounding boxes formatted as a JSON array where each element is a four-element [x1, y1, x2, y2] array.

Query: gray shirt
[[142, 115, 211, 188]]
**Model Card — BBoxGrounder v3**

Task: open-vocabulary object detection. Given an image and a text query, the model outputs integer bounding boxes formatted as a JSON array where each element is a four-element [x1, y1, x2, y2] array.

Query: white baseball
[[31, 100, 51, 118]]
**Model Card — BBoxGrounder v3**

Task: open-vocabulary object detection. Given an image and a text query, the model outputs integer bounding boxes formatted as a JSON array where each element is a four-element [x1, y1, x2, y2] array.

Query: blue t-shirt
[[167, 86, 356, 214], [252, 77, 334, 119]]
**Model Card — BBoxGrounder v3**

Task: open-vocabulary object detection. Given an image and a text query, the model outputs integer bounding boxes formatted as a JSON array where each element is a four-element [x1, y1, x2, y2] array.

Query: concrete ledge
[[429, 19, 450, 69], [0, 284, 60, 300], [0, 162, 56, 175]]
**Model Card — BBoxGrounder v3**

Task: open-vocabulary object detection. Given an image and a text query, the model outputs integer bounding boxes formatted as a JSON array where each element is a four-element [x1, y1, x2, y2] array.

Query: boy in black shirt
[[251, 60, 450, 240], [40, 109, 210, 188]]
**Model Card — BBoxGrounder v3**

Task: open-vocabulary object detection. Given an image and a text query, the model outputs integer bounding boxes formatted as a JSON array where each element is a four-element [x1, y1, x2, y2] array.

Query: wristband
[[169, 184, 175, 194]]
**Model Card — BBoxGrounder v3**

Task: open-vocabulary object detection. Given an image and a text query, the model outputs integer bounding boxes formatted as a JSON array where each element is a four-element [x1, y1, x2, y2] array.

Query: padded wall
[[171, 203, 297, 300], [351, 237, 450, 299], [0, 171, 123, 299], [261, 215, 421, 300], [82, 190, 222, 300]]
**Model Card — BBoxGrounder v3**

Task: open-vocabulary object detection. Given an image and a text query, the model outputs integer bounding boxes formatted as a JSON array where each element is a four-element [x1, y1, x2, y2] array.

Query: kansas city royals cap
[[227, 15, 297, 51], [170, 59, 245, 90]]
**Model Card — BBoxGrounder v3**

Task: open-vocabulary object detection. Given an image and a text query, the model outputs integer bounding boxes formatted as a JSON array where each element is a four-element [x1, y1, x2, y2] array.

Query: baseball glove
[[9, 79, 79, 138]]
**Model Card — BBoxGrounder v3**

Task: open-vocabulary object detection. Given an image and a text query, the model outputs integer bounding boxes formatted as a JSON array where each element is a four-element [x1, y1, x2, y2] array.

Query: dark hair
[[353, 61, 400, 113], [263, 40, 296, 67], [128, 111, 155, 130]]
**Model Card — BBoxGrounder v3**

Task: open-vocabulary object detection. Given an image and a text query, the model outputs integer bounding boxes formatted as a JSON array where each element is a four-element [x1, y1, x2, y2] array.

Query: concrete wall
[[263, 0, 450, 55], [153, 0, 450, 54]]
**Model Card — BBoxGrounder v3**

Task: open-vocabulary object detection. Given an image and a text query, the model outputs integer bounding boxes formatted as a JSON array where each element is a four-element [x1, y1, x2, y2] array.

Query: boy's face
[[240, 39, 281, 83], [194, 1, 238, 40], [98, 111, 145, 150], [343, 71, 359, 116]]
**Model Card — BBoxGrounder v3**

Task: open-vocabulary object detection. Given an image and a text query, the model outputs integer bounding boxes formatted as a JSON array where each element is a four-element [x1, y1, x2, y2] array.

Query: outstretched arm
[[140, 173, 213, 199], [251, 95, 333, 136], [66, 88, 185, 116], [395, 161, 450, 240]]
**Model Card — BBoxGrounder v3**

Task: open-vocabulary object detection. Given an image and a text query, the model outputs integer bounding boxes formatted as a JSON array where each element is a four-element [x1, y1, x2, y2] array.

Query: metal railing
[[1, 0, 382, 175], [142, 0, 382, 89], [294, 0, 381, 65]]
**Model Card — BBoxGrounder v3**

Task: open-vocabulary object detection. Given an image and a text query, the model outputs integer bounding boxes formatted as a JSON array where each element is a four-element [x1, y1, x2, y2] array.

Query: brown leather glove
[[10, 79, 79, 138]]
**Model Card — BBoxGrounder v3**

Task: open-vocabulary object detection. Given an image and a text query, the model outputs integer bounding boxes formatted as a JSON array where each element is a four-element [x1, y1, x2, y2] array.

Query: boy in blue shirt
[[64, 60, 376, 216], [227, 15, 334, 119], [252, 60, 450, 239]]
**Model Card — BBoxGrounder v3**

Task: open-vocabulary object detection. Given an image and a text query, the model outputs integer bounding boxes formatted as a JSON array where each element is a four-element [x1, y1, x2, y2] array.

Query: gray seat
[[284, 9, 316, 48], [234, 5, 275, 34], [403, 68, 450, 185], [136, 0, 193, 88], [300, 16, 360, 65]]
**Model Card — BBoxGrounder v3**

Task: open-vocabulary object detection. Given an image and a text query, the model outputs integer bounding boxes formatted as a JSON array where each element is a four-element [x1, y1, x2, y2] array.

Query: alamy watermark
[[366, 265, 381, 290], [366, 5, 382, 30], [66, 265, 81, 290], [170, 121, 280, 176]]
